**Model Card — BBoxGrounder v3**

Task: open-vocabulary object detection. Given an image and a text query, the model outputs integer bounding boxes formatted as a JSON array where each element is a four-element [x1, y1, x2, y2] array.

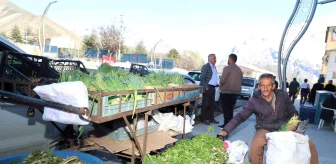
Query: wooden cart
[[0, 79, 203, 164]]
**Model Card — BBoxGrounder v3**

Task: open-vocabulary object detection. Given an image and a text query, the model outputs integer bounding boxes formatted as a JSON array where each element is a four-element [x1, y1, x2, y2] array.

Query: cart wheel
[[27, 107, 35, 117]]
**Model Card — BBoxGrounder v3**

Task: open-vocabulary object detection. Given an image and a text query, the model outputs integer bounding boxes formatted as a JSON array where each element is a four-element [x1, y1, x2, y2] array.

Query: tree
[[0, 31, 7, 38], [135, 40, 147, 54], [82, 30, 99, 51], [99, 25, 120, 53], [167, 48, 180, 59], [121, 43, 135, 54], [10, 25, 23, 43], [175, 50, 204, 71], [98, 15, 126, 55], [26, 26, 37, 44]]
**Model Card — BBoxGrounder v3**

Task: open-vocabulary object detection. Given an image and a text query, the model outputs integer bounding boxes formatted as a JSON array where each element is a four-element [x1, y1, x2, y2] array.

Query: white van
[[240, 77, 258, 98]]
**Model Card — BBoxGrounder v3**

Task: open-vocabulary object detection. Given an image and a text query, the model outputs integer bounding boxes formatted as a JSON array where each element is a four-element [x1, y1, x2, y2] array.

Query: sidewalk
[[190, 98, 336, 164]]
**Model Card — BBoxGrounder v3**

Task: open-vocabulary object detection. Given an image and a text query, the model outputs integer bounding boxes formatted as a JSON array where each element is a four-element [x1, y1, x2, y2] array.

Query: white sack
[[34, 81, 90, 125], [265, 131, 311, 164]]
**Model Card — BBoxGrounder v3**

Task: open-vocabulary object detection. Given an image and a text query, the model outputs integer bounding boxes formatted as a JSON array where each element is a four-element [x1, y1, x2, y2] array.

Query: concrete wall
[[325, 51, 336, 81]]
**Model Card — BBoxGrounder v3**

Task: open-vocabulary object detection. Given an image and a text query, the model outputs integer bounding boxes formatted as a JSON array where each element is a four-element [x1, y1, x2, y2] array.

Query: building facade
[[321, 26, 336, 82]]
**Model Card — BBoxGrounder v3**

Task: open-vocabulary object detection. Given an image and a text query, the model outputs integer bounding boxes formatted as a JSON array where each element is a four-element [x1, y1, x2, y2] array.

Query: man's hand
[[288, 124, 298, 131], [218, 130, 228, 136]]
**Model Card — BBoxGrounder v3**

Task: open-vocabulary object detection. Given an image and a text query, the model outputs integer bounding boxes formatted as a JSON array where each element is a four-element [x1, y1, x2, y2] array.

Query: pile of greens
[[143, 127, 228, 164], [11, 150, 84, 164], [58, 63, 185, 92], [58, 64, 185, 106]]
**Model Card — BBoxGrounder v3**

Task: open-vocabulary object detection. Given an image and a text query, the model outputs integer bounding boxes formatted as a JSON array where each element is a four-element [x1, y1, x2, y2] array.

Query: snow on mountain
[[228, 37, 323, 84]]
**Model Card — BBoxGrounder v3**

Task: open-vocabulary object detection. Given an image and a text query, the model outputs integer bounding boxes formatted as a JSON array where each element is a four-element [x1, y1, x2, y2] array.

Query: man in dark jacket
[[288, 78, 300, 103], [217, 73, 318, 164], [199, 54, 219, 125], [324, 80, 335, 92]]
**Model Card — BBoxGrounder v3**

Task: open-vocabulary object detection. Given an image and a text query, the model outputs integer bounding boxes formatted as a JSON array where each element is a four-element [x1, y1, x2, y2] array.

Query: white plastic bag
[[224, 140, 249, 164], [265, 131, 311, 164], [152, 112, 193, 133], [33, 81, 90, 125]]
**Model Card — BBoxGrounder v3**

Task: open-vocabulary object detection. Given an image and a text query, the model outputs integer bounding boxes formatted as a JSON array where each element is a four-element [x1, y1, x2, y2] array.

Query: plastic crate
[[90, 98, 152, 117], [50, 60, 89, 74], [94, 119, 159, 141], [0, 51, 60, 80]]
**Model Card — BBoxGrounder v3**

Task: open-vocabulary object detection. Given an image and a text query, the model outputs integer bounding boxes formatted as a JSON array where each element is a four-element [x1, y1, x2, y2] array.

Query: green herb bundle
[[11, 150, 84, 164], [143, 134, 228, 164], [279, 115, 300, 131]]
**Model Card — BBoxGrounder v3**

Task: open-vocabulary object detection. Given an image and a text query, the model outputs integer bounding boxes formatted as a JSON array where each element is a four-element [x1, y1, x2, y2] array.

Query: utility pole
[[38, 1, 57, 56]]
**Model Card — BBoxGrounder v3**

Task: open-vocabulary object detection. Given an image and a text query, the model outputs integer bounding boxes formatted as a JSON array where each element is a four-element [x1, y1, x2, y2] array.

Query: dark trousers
[[221, 93, 238, 125], [288, 92, 297, 104], [201, 86, 215, 121]]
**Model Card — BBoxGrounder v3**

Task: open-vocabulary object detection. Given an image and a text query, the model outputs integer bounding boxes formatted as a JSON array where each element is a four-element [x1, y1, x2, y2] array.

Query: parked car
[[240, 77, 258, 98], [188, 71, 222, 102]]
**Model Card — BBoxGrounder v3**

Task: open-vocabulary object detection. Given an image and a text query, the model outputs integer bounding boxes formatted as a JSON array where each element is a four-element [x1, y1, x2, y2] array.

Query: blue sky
[[9, 0, 336, 62]]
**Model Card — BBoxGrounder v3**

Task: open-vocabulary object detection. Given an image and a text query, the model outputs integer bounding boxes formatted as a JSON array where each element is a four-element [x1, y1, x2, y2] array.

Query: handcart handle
[[0, 90, 91, 120]]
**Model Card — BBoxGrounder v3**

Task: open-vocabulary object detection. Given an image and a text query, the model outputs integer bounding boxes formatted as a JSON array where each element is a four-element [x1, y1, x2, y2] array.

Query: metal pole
[[283, 0, 318, 91], [152, 39, 162, 67], [317, 0, 336, 4], [278, 0, 300, 90], [40, 1, 57, 56]]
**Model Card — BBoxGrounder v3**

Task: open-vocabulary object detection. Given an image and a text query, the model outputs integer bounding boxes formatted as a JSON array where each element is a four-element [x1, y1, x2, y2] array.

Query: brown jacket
[[223, 89, 298, 133], [220, 63, 243, 94]]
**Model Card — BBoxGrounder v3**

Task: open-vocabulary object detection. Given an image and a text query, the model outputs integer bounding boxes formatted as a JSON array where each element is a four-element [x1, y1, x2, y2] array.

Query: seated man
[[217, 73, 318, 164], [321, 92, 336, 125]]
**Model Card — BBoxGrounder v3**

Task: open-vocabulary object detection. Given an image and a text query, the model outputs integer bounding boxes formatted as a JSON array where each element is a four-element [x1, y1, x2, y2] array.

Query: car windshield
[[242, 78, 254, 87], [188, 72, 201, 81]]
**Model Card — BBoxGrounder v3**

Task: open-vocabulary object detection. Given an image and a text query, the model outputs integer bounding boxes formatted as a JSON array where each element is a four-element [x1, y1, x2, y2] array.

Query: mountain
[[0, 0, 79, 41], [228, 37, 322, 85]]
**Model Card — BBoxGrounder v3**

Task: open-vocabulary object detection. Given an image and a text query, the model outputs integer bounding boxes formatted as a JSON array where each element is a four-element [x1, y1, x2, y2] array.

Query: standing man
[[299, 79, 310, 106], [324, 80, 335, 92], [288, 78, 300, 103], [218, 54, 243, 128], [273, 76, 279, 89], [200, 54, 219, 125]]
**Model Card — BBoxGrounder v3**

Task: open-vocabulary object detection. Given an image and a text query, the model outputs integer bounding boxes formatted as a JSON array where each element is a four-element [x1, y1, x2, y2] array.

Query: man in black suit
[[200, 54, 219, 125]]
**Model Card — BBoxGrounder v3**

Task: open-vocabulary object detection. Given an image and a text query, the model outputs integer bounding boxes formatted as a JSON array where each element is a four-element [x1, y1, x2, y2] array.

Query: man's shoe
[[218, 124, 225, 128], [210, 119, 219, 124], [202, 120, 210, 125]]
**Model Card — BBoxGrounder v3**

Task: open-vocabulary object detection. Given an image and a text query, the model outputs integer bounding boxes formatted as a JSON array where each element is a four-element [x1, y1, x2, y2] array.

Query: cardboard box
[[146, 86, 181, 104]]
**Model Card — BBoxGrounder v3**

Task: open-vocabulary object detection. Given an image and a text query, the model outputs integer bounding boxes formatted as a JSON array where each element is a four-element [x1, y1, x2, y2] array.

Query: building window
[[333, 72, 336, 79]]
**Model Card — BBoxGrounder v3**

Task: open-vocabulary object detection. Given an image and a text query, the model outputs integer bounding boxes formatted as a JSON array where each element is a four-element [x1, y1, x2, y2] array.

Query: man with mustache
[[217, 73, 318, 164]]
